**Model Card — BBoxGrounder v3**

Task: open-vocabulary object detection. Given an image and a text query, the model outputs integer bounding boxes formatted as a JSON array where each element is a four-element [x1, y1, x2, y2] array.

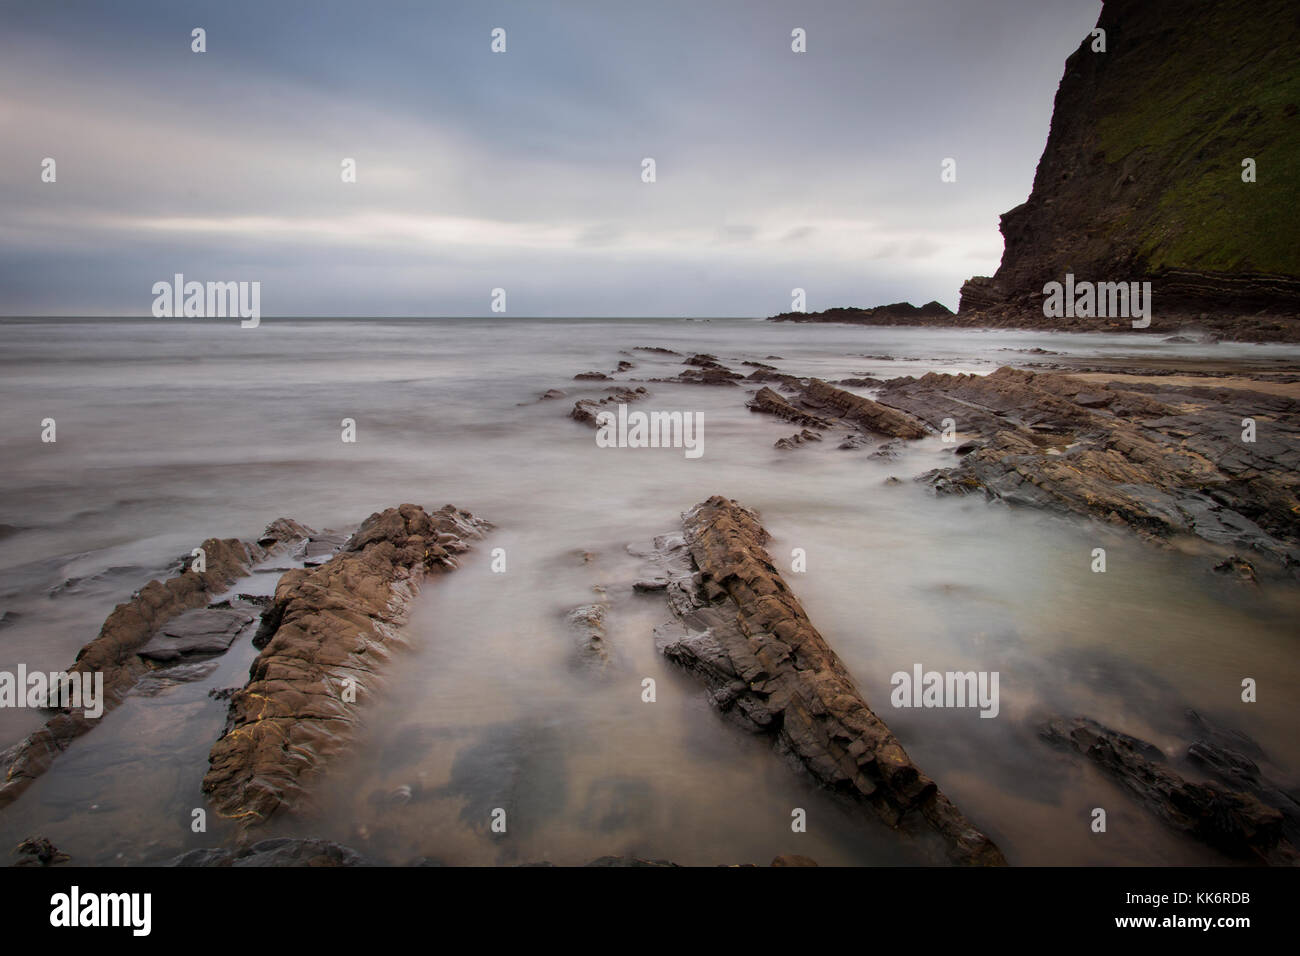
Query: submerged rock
[[565, 599, 611, 671], [12, 836, 70, 866], [170, 838, 370, 867], [1040, 716, 1296, 864]]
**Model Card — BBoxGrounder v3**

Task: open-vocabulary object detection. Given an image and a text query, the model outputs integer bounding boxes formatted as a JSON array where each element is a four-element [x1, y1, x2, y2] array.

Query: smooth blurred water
[[1, 317, 1297, 865]]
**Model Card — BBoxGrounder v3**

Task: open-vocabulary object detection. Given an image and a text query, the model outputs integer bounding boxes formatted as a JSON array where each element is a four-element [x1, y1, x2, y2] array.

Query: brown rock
[[202, 504, 490, 826], [655, 496, 1006, 866]]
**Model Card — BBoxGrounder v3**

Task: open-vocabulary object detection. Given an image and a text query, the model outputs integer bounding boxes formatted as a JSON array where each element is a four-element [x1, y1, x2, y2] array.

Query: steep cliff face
[[961, 0, 1300, 334]]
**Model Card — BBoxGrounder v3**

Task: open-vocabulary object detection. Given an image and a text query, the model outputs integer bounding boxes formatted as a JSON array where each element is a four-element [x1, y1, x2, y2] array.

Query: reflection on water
[[0, 318, 1297, 865]]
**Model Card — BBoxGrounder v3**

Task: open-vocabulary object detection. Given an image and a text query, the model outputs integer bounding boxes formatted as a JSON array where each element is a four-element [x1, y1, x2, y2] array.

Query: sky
[[0, 0, 1102, 317]]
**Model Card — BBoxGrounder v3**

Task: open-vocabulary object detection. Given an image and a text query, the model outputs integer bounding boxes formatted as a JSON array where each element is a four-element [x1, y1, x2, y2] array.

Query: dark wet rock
[[0, 611, 21, 629], [299, 532, 348, 561], [616, 360, 634, 371], [584, 856, 679, 867], [575, 371, 611, 381], [570, 386, 650, 427], [539, 388, 566, 400], [632, 578, 668, 592], [953, 440, 981, 456], [170, 837, 370, 867], [877, 367, 1300, 568], [770, 854, 819, 867], [677, 367, 744, 386], [203, 504, 491, 826], [1040, 716, 1296, 864], [774, 429, 823, 450], [12, 836, 70, 866], [258, 518, 316, 548], [641, 355, 746, 386], [132, 659, 221, 696], [801, 379, 929, 439], [833, 377, 883, 387], [138, 606, 256, 662], [632, 346, 681, 355], [1213, 554, 1258, 584], [747, 387, 833, 428], [1182, 710, 1300, 846], [653, 496, 1006, 866], [745, 368, 806, 390], [869, 439, 905, 459]]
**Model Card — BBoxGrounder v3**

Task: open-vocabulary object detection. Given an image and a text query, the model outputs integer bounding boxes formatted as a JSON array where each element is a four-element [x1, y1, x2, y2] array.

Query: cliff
[[961, 0, 1300, 337]]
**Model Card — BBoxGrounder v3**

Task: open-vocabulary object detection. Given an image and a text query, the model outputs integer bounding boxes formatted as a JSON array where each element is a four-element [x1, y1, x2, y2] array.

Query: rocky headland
[[769, 0, 1300, 340]]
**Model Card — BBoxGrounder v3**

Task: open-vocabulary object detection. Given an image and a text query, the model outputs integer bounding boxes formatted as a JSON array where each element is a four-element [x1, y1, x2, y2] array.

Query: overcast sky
[[0, 0, 1101, 317]]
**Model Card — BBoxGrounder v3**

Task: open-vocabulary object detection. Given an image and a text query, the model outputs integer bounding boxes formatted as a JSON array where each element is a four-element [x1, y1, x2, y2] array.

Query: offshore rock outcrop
[[769, 301, 955, 325], [203, 504, 490, 826], [0, 527, 289, 809], [1041, 716, 1297, 865], [961, 0, 1300, 337], [653, 496, 1006, 866]]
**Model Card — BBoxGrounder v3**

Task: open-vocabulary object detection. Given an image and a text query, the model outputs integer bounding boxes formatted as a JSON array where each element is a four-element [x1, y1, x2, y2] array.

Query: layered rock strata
[[654, 495, 1006, 866], [202, 503, 490, 825]]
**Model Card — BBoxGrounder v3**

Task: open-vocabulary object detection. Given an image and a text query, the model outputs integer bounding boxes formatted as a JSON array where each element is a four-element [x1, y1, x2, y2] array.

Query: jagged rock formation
[[801, 379, 930, 439], [1041, 716, 1297, 864], [746, 376, 931, 448], [870, 367, 1300, 569], [0, 529, 284, 809], [202, 504, 490, 825], [961, 0, 1300, 337], [747, 387, 833, 428], [651, 354, 746, 386], [653, 496, 1006, 866], [570, 386, 649, 426]]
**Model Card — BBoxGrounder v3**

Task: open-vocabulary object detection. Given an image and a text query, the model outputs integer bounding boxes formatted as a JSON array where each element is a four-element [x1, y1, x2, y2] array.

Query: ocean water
[[1, 317, 1298, 866]]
